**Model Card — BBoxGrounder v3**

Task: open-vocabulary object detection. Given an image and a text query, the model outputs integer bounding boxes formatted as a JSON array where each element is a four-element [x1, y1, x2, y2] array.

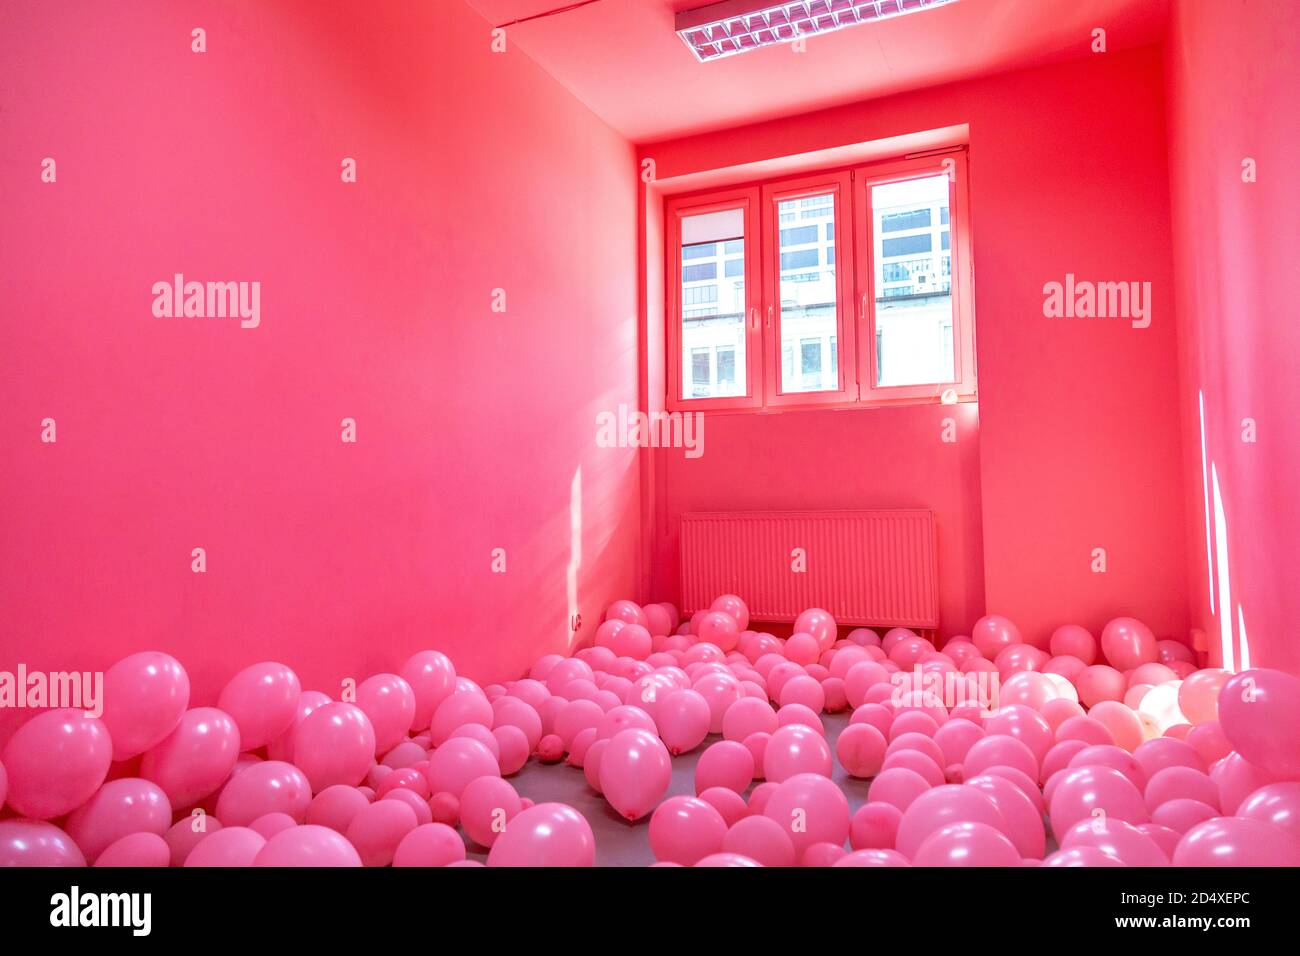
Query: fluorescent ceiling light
[[676, 0, 960, 62]]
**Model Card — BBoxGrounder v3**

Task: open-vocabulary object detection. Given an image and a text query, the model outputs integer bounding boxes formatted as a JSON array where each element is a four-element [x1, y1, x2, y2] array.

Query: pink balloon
[[764, 724, 832, 782], [779, 674, 825, 712], [600, 729, 670, 821], [487, 802, 595, 867], [1056, 715, 1115, 747], [698, 787, 747, 827], [1099, 618, 1157, 671], [1178, 668, 1230, 724], [401, 651, 458, 731], [1151, 798, 1219, 833], [346, 799, 419, 866], [94, 832, 170, 867], [653, 690, 710, 756], [267, 690, 332, 763], [914, 821, 1021, 866], [1173, 817, 1300, 867], [254, 825, 363, 867], [382, 788, 433, 825], [984, 704, 1053, 763], [492, 697, 543, 750], [1050, 766, 1149, 842], [882, 748, 944, 787], [850, 802, 902, 850], [1129, 662, 1177, 688], [794, 608, 837, 651], [460, 776, 522, 848], [1077, 665, 1126, 707], [66, 777, 172, 862], [1237, 782, 1300, 841], [834, 848, 911, 867], [493, 725, 530, 775], [963, 734, 1038, 781], [355, 673, 417, 754], [216, 760, 312, 826], [1050, 625, 1096, 664], [292, 702, 376, 792], [1068, 744, 1147, 792], [605, 599, 649, 629], [165, 814, 223, 866], [217, 662, 301, 751], [430, 691, 494, 747], [972, 615, 1023, 657], [1144, 766, 1218, 811], [695, 852, 761, 867], [1133, 736, 1206, 779], [250, 812, 298, 839], [723, 815, 796, 867], [2, 709, 112, 820], [836, 723, 887, 778], [611, 623, 654, 659], [425, 737, 500, 799], [1187, 720, 1232, 765], [1215, 751, 1280, 815], [763, 772, 849, 856], [997, 671, 1055, 711], [895, 784, 1007, 859], [649, 796, 728, 865], [933, 718, 984, 766], [184, 826, 266, 867], [100, 651, 190, 760], [1041, 846, 1126, 867], [644, 603, 674, 637], [965, 773, 1047, 859], [1060, 817, 1169, 865], [1088, 701, 1144, 752], [697, 612, 739, 652], [722, 697, 778, 742], [867, 767, 932, 812], [696, 740, 756, 794], [0, 820, 86, 866], [995, 643, 1047, 676], [694, 672, 743, 733], [1043, 656, 1088, 685], [393, 822, 466, 867], [710, 595, 749, 631], [1217, 668, 1300, 777]]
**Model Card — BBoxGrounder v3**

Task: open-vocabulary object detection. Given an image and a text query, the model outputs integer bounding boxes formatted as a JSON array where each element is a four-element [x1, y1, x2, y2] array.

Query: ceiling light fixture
[[675, 0, 960, 62]]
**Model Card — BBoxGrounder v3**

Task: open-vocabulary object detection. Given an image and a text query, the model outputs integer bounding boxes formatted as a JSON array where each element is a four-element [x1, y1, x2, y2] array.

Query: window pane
[[680, 209, 746, 400], [800, 338, 822, 390], [777, 192, 838, 393], [871, 174, 955, 387], [716, 346, 735, 386]]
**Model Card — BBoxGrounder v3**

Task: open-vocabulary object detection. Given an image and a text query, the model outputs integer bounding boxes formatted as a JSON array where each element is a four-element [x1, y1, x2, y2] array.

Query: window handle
[[860, 293, 867, 322], [748, 307, 758, 332], [766, 305, 773, 330]]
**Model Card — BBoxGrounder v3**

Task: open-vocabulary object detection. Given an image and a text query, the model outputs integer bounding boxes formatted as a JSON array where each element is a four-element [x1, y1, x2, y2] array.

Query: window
[[868, 173, 955, 389], [665, 150, 974, 411], [668, 193, 760, 407]]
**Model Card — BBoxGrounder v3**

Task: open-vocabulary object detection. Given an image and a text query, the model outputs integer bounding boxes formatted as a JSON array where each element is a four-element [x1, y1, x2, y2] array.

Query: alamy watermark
[[152, 274, 260, 328], [596, 404, 704, 459], [0, 665, 103, 717], [1043, 273, 1151, 329], [890, 664, 1000, 716]]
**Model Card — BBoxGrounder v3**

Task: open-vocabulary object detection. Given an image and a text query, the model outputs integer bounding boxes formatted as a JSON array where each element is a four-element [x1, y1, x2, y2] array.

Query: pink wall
[[0, 0, 640, 743], [1165, 0, 1300, 673], [643, 46, 1189, 645]]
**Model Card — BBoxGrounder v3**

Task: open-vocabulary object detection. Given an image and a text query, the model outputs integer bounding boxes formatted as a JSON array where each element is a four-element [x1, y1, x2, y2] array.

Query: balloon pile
[[3, 602, 1300, 867]]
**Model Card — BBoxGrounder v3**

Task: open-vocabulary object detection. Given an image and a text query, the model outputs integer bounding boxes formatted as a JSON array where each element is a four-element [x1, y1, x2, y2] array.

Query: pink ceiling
[[464, 0, 1169, 142]]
